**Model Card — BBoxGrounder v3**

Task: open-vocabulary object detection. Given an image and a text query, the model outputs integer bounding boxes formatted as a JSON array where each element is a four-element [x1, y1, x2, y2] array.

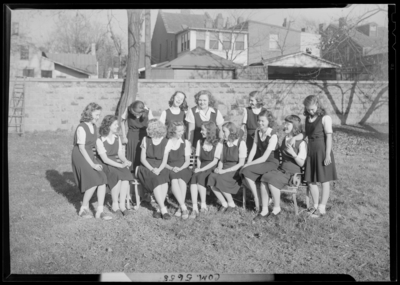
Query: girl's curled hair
[[257, 109, 276, 128], [168, 91, 188, 111], [146, 118, 167, 138], [194, 90, 217, 109], [128, 100, 148, 121], [201, 121, 220, 146], [303, 95, 326, 117], [80, 102, 102, 123], [99, 115, 118, 137], [167, 121, 186, 139], [249, 91, 264, 108], [222, 122, 242, 142], [284, 115, 303, 136]]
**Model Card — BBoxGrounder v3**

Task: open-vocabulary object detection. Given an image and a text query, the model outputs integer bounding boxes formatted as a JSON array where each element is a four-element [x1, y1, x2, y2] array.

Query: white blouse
[[165, 138, 191, 156], [195, 140, 223, 158], [185, 107, 224, 126], [96, 134, 122, 155], [253, 128, 278, 151], [242, 107, 262, 124], [283, 136, 307, 160], [76, 122, 94, 145], [140, 137, 164, 150], [214, 139, 247, 159]]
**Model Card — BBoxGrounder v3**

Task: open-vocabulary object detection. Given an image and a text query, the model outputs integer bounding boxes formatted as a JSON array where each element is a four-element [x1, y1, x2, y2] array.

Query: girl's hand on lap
[[214, 168, 220, 174], [153, 168, 161, 175], [93, 164, 103, 171], [194, 168, 201, 173], [173, 167, 180, 173]]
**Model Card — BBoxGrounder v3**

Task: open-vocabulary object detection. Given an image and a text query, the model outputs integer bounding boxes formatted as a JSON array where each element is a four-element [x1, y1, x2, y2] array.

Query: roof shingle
[[45, 53, 97, 75]]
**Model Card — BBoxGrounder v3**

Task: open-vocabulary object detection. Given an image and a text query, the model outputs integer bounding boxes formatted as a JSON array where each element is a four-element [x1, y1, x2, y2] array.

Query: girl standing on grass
[[159, 91, 188, 138], [71, 102, 111, 220], [189, 121, 222, 219], [241, 91, 268, 156], [136, 119, 171, 220], [96, 115, 133, 217], [258, 115, 307, 220], [186, 90, 224, 153], [240, 109, 279, 213], [208, 122, 247, 213], [164, 121, 193, 220], [289, 95, 337, 217]]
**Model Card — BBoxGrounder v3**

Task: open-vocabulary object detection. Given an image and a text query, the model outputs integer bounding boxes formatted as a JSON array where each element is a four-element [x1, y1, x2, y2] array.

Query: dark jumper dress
[[190, 140, 219, 187], [126, 110, 149, 172], [207, 138, 244, 195], [165, 108, 187, 140], [71, 123, 107, 193], [261, 138, 305, 189], [136, 137, 170, 192], [191, 106, 218, 150], [304, 115, 337, 183], [167, 140, 193, 184], [244, 107, 267, 158], [240, 128, 279, 182], [98, 135, 133, 191]]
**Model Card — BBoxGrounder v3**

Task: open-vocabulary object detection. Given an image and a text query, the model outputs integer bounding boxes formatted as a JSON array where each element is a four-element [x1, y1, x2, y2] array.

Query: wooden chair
[[280, 168, 309, 215], [129, 167, 141, 210]]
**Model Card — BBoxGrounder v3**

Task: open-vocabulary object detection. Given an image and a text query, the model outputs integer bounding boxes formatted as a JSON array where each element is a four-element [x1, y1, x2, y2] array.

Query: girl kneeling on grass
[[136, 119, 171, 220], [240, 109, 279, 214], [164, 121, 193, 220], [208, 122, 247, 213], [71, 102, 111, 220], [189, 121, 222, 219], [258, 115, 307, 220], [96, 115, 133, 217]]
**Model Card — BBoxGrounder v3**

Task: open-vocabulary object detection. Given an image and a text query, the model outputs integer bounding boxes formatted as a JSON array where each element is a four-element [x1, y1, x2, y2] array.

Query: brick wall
[[8, 78, 388, 133]]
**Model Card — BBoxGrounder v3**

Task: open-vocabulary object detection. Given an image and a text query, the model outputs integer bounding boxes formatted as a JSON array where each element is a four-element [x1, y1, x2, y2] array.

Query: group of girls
[[71, 89, 337, 221]]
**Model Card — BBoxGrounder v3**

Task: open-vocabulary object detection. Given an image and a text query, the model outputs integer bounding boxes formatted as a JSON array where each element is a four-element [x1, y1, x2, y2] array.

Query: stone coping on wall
[[9, 78, 389, 84]]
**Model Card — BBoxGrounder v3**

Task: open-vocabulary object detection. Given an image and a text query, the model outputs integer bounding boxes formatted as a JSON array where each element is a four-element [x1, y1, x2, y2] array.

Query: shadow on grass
[[333, 124, 389, 142], [45, 170, 96, 214]]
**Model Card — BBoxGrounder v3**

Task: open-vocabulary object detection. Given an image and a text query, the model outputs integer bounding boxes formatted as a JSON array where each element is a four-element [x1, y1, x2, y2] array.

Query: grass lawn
[[7, 123, 390, 281]]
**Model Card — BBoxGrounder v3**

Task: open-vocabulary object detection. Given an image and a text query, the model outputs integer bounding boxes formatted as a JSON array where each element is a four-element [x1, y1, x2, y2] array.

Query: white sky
[[11, 5, 389, 52]]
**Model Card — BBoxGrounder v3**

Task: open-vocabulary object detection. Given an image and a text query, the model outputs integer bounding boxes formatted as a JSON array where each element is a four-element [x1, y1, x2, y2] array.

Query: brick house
[[319, 18, 388, 80]]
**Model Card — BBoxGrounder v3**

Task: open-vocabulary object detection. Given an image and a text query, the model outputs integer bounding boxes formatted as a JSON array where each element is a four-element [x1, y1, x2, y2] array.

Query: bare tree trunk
[[145, 9, 152, 79], [359, 85, 388, 125], [116, 9, 142, 121]]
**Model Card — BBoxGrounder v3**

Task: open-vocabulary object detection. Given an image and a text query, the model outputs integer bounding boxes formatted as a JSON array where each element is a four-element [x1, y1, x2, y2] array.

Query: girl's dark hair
[[168, 91, 188, 111], [166, 121, 186, 139], [99, 115, 118, 137], [303, 95, 326, 117], [128, 100, 148, 121], [80, 102, 102, 123], [222, 122, 242, 142], [249, 91, 264, 108], [257, 109, 276, 128], [194, 90, 217, 109], [201, 121, 220, 146], [284, 115, 302, 136]]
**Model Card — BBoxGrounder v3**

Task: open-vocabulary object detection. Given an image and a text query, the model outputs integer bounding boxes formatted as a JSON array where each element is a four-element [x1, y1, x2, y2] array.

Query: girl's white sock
[[97, 206, 104, 213], [318, 204, 326, 214], [200, 203, 207, 210], [260, 207, 269, 216], [314, 204, 318, 209], [272, 206, 281, 215], [112, 203, 120, 211], [228, 201, 236, 208], [221, 201, 228, 208], [192, 204, 199, 211], [161, 207, 168, 215], [181, 204, 187, 211]]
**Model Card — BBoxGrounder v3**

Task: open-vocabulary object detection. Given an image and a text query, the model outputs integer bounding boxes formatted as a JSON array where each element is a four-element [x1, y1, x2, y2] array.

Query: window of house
[[20, 45, 29, 60], [269, 34, 279, 49], [170, 41, 173, 56], [235, 33, 244, 50], [196, 31, 205, 48], [222, 33, 232, 50], [187, 33, 190, 50], [41, 70, 52, 78], [23, 68, 34, 77], [210, 32, 219, 50], [12, 22, 19, 36]]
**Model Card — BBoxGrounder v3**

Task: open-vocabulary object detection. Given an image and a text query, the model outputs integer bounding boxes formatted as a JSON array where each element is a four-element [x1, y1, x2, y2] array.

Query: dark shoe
[[162, 213, 172, 220], [253, 213, 268, 222], [121, 209, 130, 216], [153, 211, 162, 219], [110, 208, 122, 216], [189, 210, 199, 219], [96, 211, 112, 220], [218, 206, 228, 213], [310, 208, 324, 218]]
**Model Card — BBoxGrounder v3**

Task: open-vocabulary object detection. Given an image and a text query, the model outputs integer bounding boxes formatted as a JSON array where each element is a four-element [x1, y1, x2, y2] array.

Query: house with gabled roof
[[319, 18, 388, 80], [151, 10, 249, 66]]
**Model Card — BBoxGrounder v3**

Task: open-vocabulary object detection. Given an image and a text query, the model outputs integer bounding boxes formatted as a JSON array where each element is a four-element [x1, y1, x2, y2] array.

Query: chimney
[[181, 9, 190, 15], [339, 17, 346, 29], [283, 18, 287, 27], [91, 43, 96, 56], [215, 13, 224, 29]]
